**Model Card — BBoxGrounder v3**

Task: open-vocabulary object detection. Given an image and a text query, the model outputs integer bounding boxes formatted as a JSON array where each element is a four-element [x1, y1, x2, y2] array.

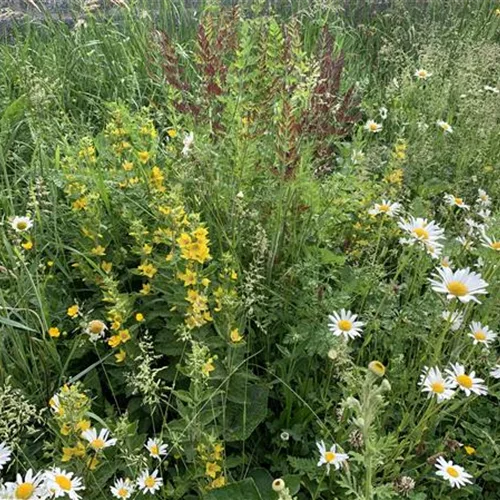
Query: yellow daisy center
[[474, 331, 486, 341], [118, 488, 129, 498], [15, 483, 35, 499], [88, 320, 105, 334], [446, 281, 468, 297], [369, 123, 379, 131], [431, 381, 445, 394], [412, 227, 429, 239], [324, 451, 336, 462], [454, 197, 463, 205], [91, 438, 106, 450], [55, 475, 72, 491], [456, 374, 473, 389], [379, 204, 390, 212], [490, 242, 500, 250], [338, 320, 352, 331], [150, 444, 159, 455], [446, 466, 460, 478], [144, 477, 156, 488], [441, 123, 450, 131], [16, 221, 28, 230], [418, 70, 426, 77]]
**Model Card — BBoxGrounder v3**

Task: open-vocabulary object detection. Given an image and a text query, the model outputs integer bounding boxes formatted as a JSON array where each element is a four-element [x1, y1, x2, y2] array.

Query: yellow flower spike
[[22, 240, 33, 250], [67, 305, 79, 318], [48, 327, 61, 338], [230, 328, 243, 343], [115, 349, 126, 363], [101, 261, 113, 273], [135, 313, 144, 322], [137, 151, 150, 164], [368, 360, 386, 377]]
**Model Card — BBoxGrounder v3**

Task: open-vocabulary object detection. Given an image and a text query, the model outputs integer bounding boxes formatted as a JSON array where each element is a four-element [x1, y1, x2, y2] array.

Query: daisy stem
[[432, 302, 455, 363], [371, 217, 385, 266]]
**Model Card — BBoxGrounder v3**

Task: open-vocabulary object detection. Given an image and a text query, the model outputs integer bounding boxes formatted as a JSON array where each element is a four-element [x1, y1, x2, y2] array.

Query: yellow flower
[[205, 462, 221, 479], [47, 260, 54, 267], [230, 328, 243, 343], [231, 270, 238, 280], [142, 244, 153, 255], [72, 197, 88, 211], [67, 305, 79, 318], [464, 446, 476, 455], [212, 443, 224, 461], [101, 261, 113, 273], [119, 329, 131, 343], [135, 313, 144, 322], [91, 245, 106, 256], [122, 161, 134, 171], [115, 349, 127, 363], [177, 233, 192, 247], [202, 358, 215, 377], [138, 262, 158, 278], [48, 327, 61, 338], [138, 151, 150, 164], [167, 129, 177, 138], [22, 240, 33, 250], [140, 283, 152, 295], [108, 335, 121, 348], [177, 268, 197, 286], [368, 360, 386, 377], [201, 278, 210, 287], [209, 476, 226, 489], [87, 455, 100, 470], [75, 419, 91, 432], [60, 423, 72, 436]]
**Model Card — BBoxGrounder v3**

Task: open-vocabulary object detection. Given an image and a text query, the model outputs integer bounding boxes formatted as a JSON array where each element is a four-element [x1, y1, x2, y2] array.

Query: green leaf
[[203, 478, 263, 500], [0, 316, 37, 332]]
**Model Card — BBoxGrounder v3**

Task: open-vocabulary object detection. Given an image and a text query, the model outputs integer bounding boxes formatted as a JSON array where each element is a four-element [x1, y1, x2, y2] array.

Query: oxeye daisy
[[81, 428, 117, 451], [468, 321, 497, 347], [481, 232, 500, 251], [490, 365, 500, 379], [364, 119, 382, 133], [368, 200, 402, 217], [328, 309, 364, 341], [414, 68, 432, 79], [419, 366, 455, 402], [316, 441, 348, 475], [137, 469, 163, 495], [437, 120, 453, 134], [435, 457, 473, 488], [5, 469, 46, 499], [84, 320, 107, 342], [145, 438, 168, 459], [429, 267, 488, 304], [444, 194, 469, 210], [398, 216, 445, 257], [11, 216, 33, 233], [440, 256, 453, 269], [446, 363, 488, 396], [456, 235, 475, 250], [0, 441, 12, 470], [45, 468, 84, 500], [476, 189, 491, 206], [182, 132, 194, 156], [110, 478, 135, 499], [441, 310, 464, 331]]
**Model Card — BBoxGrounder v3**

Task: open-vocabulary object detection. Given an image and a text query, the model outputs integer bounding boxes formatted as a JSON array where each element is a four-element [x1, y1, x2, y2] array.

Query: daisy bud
[[368, 360, 386, 377], [272, 479, 285, 492]]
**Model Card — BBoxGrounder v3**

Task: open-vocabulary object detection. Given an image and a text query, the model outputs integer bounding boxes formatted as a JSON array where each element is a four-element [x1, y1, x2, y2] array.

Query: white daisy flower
[[137, 470, 163, 495], [368, 200, 401, 217], [476, 189, 491, 206], [468, 321, 497, 347], [364, 120, 382, 133], [45, 468, 85, 500], [110, 478, 135, 499], [440, 256, 453, 269], [481, 232, 500, 251], [490, 365, 500, 379], [182, 132, 194, 156], [444, 194, 469, 209], [483, 85, 499, 93], [145, 438, 168, 459], [48, 394, 64, 416], [398, 216, 445, 257], [429, 267, 488, 304], [477, 208, 491, 220], [437, 120, 453, 134], [316, 441, 349, 475], [81, 428, 117, 451], [419, 366, 455, 402], [414, 68, 432, 80], [5, 469, 46, 500], [435, 457, 473, 488], [446, 363, 488, 396], [379, 107, 388, 120], [84, 320, 107, 342], [328, 309, 364, 341], [441, 310, 464, 331], [11, 216, 33, 233], [0, 441, 12, 471], [456, 236, 475, 250]]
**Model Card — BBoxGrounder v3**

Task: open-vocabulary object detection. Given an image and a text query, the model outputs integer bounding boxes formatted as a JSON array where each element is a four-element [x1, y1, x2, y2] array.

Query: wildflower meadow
[[1, 0, 500, 498]]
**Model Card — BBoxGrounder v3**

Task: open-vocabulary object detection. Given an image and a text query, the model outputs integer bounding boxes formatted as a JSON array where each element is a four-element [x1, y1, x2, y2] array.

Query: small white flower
[[5, 469, 46, 500], [236, 191, 244, 199], [398, 217, 445, 258], [476, 189, 491, 206], [435, 457, 473, 488], [364, 120, 382, 133], [437, 120, 453, 134], [182, 132, 194, 156], [414, 68, 432, 80], [429, 267, 488, 304], [446, 363, 488, 396], [328, 309, 364, 341], [351, 150, 365, 164], [45, 468, 85, 500], [81, 428, 117, 451], [0, 441, 12, 470], [490, 365, 500, 379], [368, 200, 402, 217], [440, 256, 453, 269], [481, 232, 500, 252], [477, 208, 491, 220], [483, 85, 499, 93], [137, 470, 163, 495], [444, 194, 469, 209], [110, 478, 135, 499], [280, 431, 290, 441], [419, 366, 455, 402], [145, 438, 168, 459], [316, 441, 348, 475], [84, 320, 107, 342], [468, 321, 497, 347], [11, 216, 33, 233], [379, 106, 388, 120], [49, 394, 63, 416], [456, 236, 475, 250], [441, 310, 463, 331]]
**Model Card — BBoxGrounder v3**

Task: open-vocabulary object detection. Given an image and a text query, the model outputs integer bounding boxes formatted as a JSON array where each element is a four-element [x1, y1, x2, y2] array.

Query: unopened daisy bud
[[280, 432, 290, 441], [272, 478, 285, 492], [349, 429, 364, 450], [368, 360, 386, 377], [393, 476, 416, 497]]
